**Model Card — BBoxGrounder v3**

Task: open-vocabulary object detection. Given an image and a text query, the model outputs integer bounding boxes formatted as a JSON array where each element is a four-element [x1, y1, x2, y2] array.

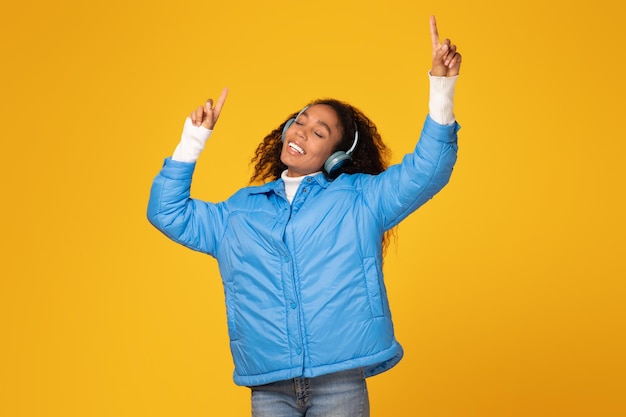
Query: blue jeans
[[250, 368, 370, 417]]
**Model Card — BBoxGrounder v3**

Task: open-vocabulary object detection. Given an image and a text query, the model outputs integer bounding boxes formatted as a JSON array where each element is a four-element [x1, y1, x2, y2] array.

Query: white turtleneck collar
[[281, 170, 322, 204]]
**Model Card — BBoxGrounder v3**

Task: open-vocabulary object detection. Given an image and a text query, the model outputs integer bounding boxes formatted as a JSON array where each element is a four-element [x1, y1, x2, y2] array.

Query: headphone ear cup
[[324, 151, 352, 177], [281, 119, 295, 142]]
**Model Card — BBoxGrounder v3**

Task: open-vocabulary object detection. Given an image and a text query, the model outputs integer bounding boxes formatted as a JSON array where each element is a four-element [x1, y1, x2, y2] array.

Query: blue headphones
[[281, 106, 359, 177]]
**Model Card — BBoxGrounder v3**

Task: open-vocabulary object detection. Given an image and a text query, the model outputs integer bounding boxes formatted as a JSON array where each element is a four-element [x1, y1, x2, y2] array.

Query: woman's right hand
[[191, 87, 229, 129]]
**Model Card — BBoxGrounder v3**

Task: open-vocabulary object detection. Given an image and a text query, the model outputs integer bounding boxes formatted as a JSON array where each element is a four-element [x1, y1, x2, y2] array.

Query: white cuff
[[428, 72, 459, 125], [172, 118, 213, 162]]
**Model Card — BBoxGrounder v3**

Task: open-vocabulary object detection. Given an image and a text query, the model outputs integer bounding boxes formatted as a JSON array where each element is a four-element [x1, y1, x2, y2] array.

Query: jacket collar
[[248, 172, 332, 196]]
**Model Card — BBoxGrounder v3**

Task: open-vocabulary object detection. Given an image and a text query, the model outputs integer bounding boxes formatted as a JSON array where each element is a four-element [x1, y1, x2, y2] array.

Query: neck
[[281, 170, 321, 203]]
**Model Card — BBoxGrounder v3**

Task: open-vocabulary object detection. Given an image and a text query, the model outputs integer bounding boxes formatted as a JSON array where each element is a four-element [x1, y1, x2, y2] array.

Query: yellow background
[[1, 0, 624, 416]]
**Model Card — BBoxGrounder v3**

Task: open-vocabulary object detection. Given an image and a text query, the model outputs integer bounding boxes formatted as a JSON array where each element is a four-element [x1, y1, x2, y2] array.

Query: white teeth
[[289, 142, 305, 154]]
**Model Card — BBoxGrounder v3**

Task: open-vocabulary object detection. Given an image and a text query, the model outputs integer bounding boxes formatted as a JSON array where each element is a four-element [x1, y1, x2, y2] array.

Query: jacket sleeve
[[362, 115, 459, 230], [147, 157, 227, 256]]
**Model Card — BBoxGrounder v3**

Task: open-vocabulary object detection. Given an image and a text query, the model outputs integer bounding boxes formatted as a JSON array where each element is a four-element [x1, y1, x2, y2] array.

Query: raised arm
[[363, 16, 462, 229], [147, 88, 230, 255]]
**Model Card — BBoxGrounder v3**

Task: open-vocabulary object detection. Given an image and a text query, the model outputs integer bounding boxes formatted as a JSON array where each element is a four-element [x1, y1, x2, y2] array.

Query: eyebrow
[[301, 111, 332, 135]]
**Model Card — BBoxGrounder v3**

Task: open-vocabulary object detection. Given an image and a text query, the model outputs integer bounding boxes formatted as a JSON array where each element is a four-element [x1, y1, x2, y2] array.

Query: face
[[280, 104, 343, 177]]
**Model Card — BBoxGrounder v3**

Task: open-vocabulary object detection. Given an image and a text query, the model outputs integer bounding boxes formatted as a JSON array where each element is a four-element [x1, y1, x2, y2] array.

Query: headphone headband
[[345, 124, 359, 156]]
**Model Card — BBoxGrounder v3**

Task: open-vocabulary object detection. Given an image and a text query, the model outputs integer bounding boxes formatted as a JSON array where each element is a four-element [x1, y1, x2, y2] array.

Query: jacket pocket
[[224, 281, 238, 341], [363, 257, 384, 318]]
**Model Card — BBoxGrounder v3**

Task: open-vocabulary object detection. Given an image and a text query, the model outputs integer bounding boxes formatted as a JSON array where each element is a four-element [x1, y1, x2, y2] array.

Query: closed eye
[[294, 121, 326, 138]]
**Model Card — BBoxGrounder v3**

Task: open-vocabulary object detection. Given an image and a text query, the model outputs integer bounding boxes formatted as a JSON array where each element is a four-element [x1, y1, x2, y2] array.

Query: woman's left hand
[[430, 16, 462, 77]]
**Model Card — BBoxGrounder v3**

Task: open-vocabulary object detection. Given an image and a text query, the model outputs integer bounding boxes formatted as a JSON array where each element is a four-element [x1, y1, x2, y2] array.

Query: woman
[[148, 15, 461, 417]]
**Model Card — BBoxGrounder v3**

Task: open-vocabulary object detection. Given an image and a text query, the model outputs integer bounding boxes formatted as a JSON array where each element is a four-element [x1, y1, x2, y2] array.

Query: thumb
[[431, 45, 448, 76], [201, 99, 216, 129]]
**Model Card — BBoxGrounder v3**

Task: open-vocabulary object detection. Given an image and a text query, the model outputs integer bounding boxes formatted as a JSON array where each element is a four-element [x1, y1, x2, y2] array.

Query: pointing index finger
[[430, 15, 440, 50], [214, 87, 228, 115]]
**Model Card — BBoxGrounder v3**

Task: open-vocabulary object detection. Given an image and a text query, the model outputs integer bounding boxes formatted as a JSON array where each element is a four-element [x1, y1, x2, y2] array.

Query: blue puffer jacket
[[147, 115, 459, 386]]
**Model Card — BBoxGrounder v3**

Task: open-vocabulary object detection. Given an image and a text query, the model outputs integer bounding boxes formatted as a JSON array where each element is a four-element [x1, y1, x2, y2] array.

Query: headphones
[[281, 105, 359, 177]]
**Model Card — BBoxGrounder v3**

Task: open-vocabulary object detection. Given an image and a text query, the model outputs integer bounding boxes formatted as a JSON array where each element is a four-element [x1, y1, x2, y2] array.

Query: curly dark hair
[[249, 98, 396, 253]]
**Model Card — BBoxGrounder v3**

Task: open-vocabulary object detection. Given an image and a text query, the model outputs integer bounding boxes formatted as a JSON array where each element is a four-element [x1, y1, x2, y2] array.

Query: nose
[[294, 125, 306, 140]]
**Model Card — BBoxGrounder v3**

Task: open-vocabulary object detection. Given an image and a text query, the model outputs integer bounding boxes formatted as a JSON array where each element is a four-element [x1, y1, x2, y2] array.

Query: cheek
[[318, 144, 337, 160]]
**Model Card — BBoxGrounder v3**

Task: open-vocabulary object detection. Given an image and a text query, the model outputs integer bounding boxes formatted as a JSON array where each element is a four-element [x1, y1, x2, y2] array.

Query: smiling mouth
[[289, 142, 305, 155]]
